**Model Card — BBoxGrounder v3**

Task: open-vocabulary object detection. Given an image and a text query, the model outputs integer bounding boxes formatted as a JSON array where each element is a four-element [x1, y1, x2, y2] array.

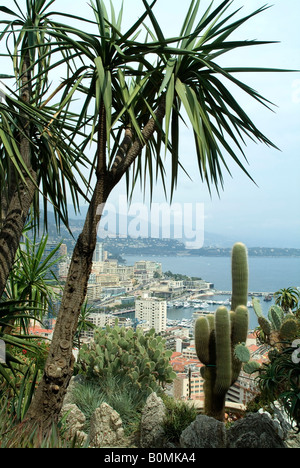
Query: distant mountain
[[41, 207, 300, 251]]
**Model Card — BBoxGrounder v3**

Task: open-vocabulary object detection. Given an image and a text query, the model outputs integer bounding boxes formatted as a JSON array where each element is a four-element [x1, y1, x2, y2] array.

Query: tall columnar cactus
[[231, 242, 249, 311], [195, 305, 249, 421], [195, 242, 249, 421]]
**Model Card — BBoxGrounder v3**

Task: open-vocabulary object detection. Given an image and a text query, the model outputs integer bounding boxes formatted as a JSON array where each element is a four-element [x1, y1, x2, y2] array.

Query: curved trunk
[[25, 175, 113, 430], [25, 98, 166, 433], [0, 53, 36, 298]]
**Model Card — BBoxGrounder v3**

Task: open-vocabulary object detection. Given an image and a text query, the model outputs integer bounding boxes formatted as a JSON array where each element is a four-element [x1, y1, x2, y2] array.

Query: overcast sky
[[2, 1, 300, 248]]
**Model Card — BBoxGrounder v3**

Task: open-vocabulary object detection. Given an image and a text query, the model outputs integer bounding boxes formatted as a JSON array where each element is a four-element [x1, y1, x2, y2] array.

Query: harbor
[[165, 290, 275, 331]]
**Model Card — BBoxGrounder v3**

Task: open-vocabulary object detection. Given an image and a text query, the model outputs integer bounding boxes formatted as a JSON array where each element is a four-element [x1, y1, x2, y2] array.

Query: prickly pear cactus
[[253, 297, 300, 349], [76, 321, 176, 393], [279, 318, 298, 340]]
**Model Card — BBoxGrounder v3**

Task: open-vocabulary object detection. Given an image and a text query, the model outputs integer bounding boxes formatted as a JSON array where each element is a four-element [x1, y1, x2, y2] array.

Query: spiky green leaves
[[28, 0, 286, 206]]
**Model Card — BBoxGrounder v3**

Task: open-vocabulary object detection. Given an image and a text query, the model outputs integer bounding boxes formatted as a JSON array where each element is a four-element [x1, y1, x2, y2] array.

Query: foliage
[[161, 395, 197, 445], [0, 401, 86, 448], [0, 0, 90, 228], [3, 230, 62, 326], [73, 299, 97, 350], [164, 271, 202, 282], [0, 229, 60, 385], [256, 345, 300, 429], [72, 374, 151, 436], [274, 287, 300, 314], [0, 339, 50, 422], [76, 321, 176, 393], [0, 230, 61, 420], [252, 297, 300, 349], [29, 0, 285, 203]]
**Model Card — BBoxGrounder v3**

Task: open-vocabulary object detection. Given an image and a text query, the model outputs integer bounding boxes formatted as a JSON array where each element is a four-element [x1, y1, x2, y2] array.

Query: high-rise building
[[135, 297, 167, 334], [93, 242, 104, 262], [60, 243, 67, 257]]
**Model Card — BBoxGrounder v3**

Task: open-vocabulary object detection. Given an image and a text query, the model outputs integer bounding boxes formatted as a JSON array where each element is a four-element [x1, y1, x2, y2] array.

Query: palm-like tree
[[274, 287, 300, 314], [18, 0, 286, 430], [0, 0, 90, 297]]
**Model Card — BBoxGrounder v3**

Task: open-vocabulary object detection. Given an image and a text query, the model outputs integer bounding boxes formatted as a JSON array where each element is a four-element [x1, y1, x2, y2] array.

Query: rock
[[226, 413, 286, 448], [140, 392, 166, 448], [258, 401, 295, 440], [285, 431, 300, 449], [62, 375, 84, 406], [60, 403, 87, 443], [89, 402, 124, 448], [180, 415, 226, 448]]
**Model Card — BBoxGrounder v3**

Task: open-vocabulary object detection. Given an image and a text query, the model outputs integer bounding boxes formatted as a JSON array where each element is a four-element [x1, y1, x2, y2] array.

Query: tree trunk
[[0, 171, 37, 296], [25, 97, 166, 433], [25, 172, 113, 431], [0, 53, 36, 298]]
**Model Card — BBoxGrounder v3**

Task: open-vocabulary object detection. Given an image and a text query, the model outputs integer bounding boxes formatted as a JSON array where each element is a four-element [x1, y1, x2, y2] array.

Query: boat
[[264, 294, 273, 302], [193, 310, 211, 318]]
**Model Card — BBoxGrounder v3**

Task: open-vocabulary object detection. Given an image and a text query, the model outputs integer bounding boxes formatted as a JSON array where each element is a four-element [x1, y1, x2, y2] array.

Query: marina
[[166, 290, 276, 331]]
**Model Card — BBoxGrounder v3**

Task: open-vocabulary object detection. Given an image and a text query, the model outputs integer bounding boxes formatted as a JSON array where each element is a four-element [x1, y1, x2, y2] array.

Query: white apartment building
[[135, 297, 167, 334], [80, 313, 130, 339]]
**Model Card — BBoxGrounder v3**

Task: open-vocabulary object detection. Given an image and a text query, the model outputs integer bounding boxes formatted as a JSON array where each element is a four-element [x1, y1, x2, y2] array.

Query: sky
[[1, 0, 300, 248]]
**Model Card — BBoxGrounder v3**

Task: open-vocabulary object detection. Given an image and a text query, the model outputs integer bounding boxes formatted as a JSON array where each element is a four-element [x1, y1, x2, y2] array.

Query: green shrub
[[161, 395, 197, 445], [71, 374, 151, 435], [256, 344, 300, 428]]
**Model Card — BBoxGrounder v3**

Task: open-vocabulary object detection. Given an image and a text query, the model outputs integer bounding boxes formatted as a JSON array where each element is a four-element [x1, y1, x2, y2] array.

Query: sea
[[123, 254, 300, 331]]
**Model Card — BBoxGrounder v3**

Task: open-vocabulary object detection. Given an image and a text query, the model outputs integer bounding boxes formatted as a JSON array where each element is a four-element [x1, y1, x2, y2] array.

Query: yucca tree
[[24, 0, 285, 431], [0, 0, 90, 298]]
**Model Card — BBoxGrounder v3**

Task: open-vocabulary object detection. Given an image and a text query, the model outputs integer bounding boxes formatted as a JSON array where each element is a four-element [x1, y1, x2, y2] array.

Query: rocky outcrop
[[60, 384, 299, 448], [89, 402, 125, 448], [139, 392, 166, 448], [226, 413, 286, 448], [60, 403, 88, 444], [180, 415, 226, 448]]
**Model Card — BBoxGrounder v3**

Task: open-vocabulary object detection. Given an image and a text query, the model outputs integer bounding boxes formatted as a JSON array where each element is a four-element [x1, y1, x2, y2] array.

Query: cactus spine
[[194, 242, 249, 421]]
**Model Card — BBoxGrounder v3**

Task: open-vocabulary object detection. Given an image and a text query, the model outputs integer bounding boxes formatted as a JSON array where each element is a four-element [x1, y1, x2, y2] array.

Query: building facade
[[135, 297, 167, 334]]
